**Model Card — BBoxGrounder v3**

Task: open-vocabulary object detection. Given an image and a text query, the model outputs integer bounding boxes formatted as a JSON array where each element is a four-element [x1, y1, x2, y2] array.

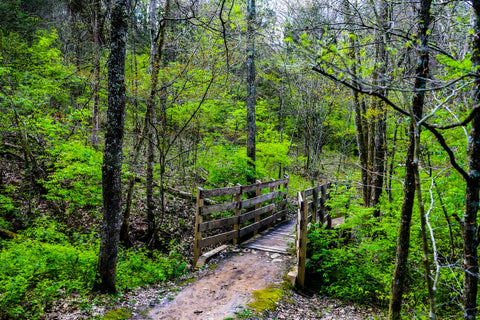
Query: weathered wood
[[238, 210, 286, 238], [194, 177, 290, 267], [200, 186, 241, 198], [233, 190, 242, 245], [199, 216, 238, 232], [297, 190, 308, 291], [241, 190, 284, 209], [239, 203, 275, 224], [200, 201, 237, 216], [303, 188, 314, 197], [193, 189, 204, 267], [241, 177, 289, 193], [199, 230, 238, 248], [254, 180, 262, 236], [167, 186, 216, 205], [195, 244, 229, 269], [312, 186, 319, 223]]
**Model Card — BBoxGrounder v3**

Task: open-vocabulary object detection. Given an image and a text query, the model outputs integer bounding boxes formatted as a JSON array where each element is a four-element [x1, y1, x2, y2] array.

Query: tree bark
[[246, 0, 256, 184], [369, 0, 388, 214], [389, 0, 432, 318], [145, 0, 171, 249], [344, 0, 369, 206], [463, 1, 480, 318], [95, 0, 129, 294], [90, 0, 101, 147]]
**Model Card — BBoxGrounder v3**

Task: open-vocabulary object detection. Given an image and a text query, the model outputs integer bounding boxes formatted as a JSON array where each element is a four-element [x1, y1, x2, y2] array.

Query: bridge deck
[[241, 219, 296, 254]]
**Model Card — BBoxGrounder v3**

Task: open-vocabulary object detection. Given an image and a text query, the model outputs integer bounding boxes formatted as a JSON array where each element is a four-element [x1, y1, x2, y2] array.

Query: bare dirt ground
[[147, 248, 288, 320], [49, 246, 386, 319], [139, 247, 385, 320]]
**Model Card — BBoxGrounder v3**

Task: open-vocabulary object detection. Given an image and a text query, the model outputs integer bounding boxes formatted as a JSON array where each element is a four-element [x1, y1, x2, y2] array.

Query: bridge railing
[[296, 182, 333, 290], [193, 176, 289, 268]]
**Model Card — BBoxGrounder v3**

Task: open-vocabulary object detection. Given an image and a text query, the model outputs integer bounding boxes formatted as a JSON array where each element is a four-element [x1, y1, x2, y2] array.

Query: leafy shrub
[[0, 222, 186, 319], [197, 142, 256, 186], [306, 186, 395, 305]]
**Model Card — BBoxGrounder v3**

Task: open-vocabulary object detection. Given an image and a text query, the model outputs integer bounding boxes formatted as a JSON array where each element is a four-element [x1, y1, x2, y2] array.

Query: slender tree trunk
[[389, 0, 432, 318], [345, 0, 369, 206], [95, 0, 129, 294], [463, 1, 480, 318], [246, 0, 256, 184], [145, 0, 171, 248], [369, 0, 388, 215], [90, 0, 101, 147]]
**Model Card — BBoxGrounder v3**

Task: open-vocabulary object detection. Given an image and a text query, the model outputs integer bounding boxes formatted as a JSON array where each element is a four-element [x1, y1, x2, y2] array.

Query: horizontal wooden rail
[[193, 176, 289, 268]]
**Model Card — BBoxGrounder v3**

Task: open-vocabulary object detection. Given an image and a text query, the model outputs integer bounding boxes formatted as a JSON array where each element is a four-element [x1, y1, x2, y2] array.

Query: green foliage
[[0, 221, 186, 319], [306, 186, 395, 305], [116, 248, 186, 291], [42, 139, 103, 210], [197, 141, 256, 186], [0, 235, 98, 319]]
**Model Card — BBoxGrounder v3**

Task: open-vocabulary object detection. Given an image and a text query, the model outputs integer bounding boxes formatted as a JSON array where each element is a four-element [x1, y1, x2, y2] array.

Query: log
[[0, 228, 20, 240]]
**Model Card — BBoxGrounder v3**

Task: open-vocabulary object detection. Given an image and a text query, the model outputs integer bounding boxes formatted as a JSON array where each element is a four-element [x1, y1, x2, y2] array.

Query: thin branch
[[312, 65, 470, 182]]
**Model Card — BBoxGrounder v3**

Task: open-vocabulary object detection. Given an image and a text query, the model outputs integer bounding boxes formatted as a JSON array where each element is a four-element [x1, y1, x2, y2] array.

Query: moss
[[102, 308, 132, 320], [248, 287, 283, 312]]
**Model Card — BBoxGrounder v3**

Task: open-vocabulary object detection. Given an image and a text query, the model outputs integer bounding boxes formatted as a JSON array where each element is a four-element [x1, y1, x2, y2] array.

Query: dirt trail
[[147, 248, 293, 320]]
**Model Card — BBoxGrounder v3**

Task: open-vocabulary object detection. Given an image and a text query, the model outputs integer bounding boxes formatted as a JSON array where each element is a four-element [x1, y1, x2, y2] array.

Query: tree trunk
[[463, 1, 480, 318], [95, 0, 129, 294], [389, 0, 432, 318], [90, 0, 101, 147], [246, 0, 256, 184], [345, 0, 369, 206], [369, 0, 388, 215]]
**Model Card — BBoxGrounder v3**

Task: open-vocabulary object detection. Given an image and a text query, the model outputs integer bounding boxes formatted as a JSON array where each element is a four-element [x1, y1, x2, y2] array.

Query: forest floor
[[115, 247, 384, 320], [49, 245, 386, 319]]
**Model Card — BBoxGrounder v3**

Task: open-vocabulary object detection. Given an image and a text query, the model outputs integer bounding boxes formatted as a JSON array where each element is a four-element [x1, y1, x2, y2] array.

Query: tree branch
[[312, 65, 470, 182]]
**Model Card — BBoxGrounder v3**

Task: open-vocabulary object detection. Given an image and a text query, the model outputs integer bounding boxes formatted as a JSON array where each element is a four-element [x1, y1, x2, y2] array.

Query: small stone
[[270, 253, 281, 259]]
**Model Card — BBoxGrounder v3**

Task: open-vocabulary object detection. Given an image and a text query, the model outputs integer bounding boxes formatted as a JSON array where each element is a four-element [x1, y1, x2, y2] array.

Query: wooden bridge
[[193, 177, 335, 290]]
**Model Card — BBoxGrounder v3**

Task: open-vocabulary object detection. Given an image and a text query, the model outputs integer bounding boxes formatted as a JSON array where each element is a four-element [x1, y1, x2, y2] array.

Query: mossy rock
[[103, 308, 132, 320], [248, 288, 283, 312]]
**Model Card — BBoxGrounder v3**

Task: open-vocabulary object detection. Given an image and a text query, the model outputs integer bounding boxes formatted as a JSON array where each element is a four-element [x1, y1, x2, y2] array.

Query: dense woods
[[2, 0, 480, 319]]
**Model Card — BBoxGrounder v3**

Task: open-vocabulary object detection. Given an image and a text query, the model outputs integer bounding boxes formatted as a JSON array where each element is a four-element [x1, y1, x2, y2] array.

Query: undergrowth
[[0, 221, 186, 320]]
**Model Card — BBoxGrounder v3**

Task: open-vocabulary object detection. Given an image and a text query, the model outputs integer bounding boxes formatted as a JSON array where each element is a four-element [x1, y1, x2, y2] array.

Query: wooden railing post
[[193, 188, 204, 267], [297, 190, 307, 290], [233, 185, 242, 245], [282, 174, 289, 221], [312, 186, 319, 224], [325, 182, 332, 229], [254, 180, 262, 236], [320, 184, 327, 225]]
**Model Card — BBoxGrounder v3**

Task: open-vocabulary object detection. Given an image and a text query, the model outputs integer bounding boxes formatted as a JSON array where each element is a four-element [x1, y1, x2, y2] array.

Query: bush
[[0, 222, 186, 319]]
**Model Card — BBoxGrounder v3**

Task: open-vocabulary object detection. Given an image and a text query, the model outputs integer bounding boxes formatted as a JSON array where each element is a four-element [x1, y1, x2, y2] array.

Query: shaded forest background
[[1, 0, 480, 319]]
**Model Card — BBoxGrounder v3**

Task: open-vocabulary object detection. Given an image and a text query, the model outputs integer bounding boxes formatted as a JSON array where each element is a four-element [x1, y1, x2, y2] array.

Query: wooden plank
[[241, 178, 289, 193], [195, 244, 229, 269], [241, 191, 283, 208], [199, 230, 238, 248], [199, 216, 238, 232], [242, 243, 289, 253], [303, 188, 314, 197], [199, 186, 241, 198], [200, 201, 237, 215], [239, 203, 275, 224], [238, 210, 285, 238]]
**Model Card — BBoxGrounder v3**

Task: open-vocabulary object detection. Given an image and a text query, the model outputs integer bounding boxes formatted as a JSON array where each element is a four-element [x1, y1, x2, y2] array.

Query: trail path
[[147, 220, 296, 320]]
